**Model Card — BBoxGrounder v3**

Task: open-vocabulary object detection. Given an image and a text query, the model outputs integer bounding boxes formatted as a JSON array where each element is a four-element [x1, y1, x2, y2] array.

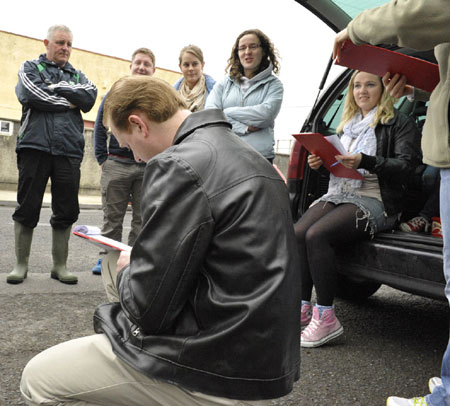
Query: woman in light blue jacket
[[205, 29, 283, 162]]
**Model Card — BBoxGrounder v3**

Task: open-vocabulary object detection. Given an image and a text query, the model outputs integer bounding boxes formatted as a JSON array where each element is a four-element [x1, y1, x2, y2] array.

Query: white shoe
[[428, 376, 442, 393], [386, 396, 429, 405]]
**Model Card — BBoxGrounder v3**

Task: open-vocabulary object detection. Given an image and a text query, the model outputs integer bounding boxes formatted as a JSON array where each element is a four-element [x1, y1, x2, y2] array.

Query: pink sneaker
[[301, 303, 312, 328], [301, 307, 343, 348]]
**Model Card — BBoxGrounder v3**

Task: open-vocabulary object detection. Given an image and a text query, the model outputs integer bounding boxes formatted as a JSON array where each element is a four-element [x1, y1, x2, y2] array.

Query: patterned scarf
[[326, 107, 378, 195], [178, 74, 207, 112]]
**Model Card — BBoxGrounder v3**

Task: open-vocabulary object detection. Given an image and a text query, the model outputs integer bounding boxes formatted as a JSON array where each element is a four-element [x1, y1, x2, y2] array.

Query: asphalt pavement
[[0, 191, 449, 405], [0, 188, 102, 210]]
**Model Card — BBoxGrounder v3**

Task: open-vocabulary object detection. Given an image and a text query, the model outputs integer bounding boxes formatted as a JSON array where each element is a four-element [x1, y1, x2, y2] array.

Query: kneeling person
[[20, 76, 301, 405]]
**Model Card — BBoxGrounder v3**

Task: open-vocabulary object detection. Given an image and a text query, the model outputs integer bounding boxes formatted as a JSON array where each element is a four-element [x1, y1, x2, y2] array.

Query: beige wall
[[0, 30, 182, 124]]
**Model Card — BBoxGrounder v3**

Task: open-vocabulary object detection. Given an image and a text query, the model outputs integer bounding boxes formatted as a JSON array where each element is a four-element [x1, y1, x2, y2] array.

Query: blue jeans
[[427, 168, 450, 406]]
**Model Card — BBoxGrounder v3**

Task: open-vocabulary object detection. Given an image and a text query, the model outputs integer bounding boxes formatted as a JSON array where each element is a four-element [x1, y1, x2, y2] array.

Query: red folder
[[72, 225, 132, 251], [73, 231, 132, 251], [336, 40, 439, 93], [292, 133, 364, 180]]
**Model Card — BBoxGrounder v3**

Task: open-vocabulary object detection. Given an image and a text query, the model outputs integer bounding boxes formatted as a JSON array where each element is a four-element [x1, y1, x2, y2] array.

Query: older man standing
[[91, 48, 156, 274], [7, 24, 97, 285]]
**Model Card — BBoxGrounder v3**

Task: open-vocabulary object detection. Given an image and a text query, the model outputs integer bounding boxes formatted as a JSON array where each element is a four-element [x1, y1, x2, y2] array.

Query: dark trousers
[[420, 165, 440, 221], [294, 202, 371, 306], [13, 149, 81, 229]]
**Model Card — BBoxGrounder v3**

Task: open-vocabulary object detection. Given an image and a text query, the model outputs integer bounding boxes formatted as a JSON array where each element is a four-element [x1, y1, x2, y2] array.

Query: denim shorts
[[315, 193, 397, 236]]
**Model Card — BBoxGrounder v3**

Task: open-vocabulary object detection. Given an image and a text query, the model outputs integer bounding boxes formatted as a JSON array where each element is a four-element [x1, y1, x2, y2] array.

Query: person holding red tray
[[334, 0, 450, 405], [295, 70, 421, 348]]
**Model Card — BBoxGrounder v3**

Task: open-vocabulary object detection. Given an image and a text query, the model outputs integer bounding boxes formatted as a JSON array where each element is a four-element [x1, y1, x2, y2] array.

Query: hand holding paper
[[292, 133, 364, 180], [335, 152, 362, 170], [308, 154, 323, 170], [73, 225, 101, 235]]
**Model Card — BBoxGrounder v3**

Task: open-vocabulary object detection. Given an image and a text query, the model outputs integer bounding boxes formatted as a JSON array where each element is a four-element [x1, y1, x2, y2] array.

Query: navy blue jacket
[[94, 94, 137, 164]]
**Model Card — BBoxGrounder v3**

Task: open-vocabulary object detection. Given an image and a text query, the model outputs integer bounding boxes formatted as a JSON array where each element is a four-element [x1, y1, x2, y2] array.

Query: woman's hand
[[116, 250, 131, 273], [308, 154, 323, 170], [382, 72, 413, 99], [248, 126, 261, 132], [335, 153, 362, 169]]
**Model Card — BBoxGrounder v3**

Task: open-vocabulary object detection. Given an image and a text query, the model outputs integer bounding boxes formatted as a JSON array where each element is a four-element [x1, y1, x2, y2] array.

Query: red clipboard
[[72, 225, 132, 252], [292, 133, 364, 180], [336, 40, 439, 93], [73, 231, 131, 251]]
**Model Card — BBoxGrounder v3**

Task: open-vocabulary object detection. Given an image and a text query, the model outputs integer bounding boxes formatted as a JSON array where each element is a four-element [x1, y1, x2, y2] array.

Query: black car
[[288, 0, 445, 301]]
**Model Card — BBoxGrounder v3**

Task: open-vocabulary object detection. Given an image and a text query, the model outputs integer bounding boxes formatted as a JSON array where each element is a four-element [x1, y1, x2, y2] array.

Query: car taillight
[[273, 164, 287, 183], [287, 140, 307, 180]]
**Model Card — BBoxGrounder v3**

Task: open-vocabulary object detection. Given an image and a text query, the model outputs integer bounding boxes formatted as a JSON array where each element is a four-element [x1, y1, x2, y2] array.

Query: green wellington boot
[[50, 227, 78, 284], [7, 222, 34, 284]]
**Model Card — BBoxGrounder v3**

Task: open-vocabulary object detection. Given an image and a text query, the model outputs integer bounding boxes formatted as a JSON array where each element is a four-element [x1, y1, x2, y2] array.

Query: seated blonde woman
[[295, 70, 422, 348]]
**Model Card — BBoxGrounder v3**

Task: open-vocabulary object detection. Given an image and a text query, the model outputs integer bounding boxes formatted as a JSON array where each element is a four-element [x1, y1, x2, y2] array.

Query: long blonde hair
[[336, 70, 395, 134]]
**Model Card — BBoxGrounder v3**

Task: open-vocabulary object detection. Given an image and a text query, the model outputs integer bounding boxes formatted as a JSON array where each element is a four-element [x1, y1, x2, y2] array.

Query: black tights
[[294, 202, 371, 306]]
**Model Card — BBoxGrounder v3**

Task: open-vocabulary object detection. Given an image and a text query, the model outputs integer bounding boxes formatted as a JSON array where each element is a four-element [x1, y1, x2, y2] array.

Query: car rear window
[[332, 0, 390, 18]]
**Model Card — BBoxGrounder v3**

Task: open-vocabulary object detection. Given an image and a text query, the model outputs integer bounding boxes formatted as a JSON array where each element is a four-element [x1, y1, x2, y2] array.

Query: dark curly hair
[[226, 29, 280, 81]]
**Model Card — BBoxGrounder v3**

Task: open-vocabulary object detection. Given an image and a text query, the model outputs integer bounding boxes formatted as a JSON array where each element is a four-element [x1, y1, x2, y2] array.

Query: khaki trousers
[[20, 252, 271, 406], [100, 159, 145, 246]]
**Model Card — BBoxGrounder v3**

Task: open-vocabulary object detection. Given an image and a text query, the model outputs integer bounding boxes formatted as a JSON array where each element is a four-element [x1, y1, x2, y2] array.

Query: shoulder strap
[[37, 62, 46, 73], [35, 61, 52, 83], [36, 61, 80, 84]]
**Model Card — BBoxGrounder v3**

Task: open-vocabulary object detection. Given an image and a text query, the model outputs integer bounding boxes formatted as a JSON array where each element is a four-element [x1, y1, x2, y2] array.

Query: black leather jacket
[[359, 111, 422, 215], [94, 109, 301, 400]]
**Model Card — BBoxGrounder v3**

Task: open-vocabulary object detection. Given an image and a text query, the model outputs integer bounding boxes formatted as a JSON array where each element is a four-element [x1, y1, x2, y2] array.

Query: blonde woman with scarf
[[174, 45, 215, 112], [295, 71, 421, 348]]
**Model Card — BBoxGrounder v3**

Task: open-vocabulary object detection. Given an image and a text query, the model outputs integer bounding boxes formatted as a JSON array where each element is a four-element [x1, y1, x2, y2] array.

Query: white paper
[[72, 225, 101, 235], [325, 134, 347, 155], [72, 225, 132, 251]]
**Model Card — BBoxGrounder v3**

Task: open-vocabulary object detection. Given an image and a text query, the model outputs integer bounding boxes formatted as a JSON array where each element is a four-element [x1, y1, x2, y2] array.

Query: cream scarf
[[178, 75, 207, 112], [326, 107, 378, 195]]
